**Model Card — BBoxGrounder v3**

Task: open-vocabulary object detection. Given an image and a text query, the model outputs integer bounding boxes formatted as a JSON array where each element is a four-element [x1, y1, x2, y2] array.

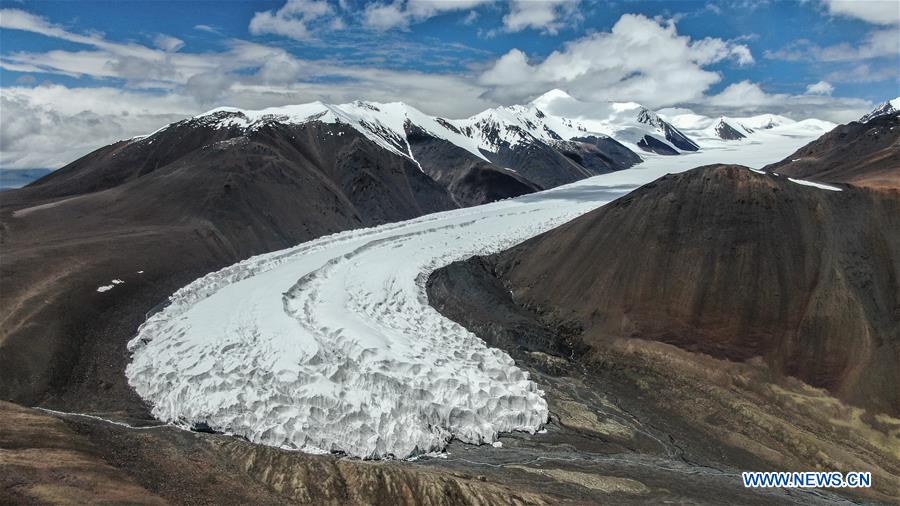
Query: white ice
[[126, 126, 827, 459], [97, 279, 124, 292], [787, 177, 842, 191]]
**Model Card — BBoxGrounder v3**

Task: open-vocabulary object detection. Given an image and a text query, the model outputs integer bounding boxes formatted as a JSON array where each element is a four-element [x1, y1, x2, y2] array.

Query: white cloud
[[0, 7, 500, 169], [0, 8, 877, 170], [705, 80, 773, 106], [503, 0, 581, 34], [0, 8, 93, 44], [362, 0, 493, 30], [153, 34, 185, 52], [815, 26, 900, 61], [767, 2, 900, 68], [194, 24, 220, 34], [822, 0, 900, 25], [701, 80, 870, 122], [805, 80, 834, 95], [363, 2, 409, 29], [1, 85, 193, 170], [766, 26, 900, 62], [825, 62, 898, 83], [0, 8, 213, 86], [479, 14, 754, 107], [249, 0, 340, 40], [0, 67, 498, 170]]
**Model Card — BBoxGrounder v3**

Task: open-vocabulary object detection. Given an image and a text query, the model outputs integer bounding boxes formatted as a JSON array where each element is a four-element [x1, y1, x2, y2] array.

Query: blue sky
[[1, 0, 898, 169]]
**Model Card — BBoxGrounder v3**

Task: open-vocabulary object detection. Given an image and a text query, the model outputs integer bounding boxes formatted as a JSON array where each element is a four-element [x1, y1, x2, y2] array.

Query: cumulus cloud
[[249, 0, 342, 40], [362, 0, 493, 30], [503, 0, 581, 34], [805, 80, 834, 95], [822, 0, 900, 25], [479, 14, 754, 107]]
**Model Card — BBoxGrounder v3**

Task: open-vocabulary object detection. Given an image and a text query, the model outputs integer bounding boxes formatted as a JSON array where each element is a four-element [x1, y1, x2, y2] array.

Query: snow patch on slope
[[787, 178, 842, 191]]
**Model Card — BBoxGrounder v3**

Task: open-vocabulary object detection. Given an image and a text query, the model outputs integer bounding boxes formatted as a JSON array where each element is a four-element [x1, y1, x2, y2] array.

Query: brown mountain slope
[[0, 119, 457, 413], [764, 111, 900, 189], [483, 165, 900, 416]]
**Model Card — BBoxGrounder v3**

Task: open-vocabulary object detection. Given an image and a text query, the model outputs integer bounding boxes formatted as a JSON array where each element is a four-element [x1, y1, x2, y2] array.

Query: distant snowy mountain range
[[657, 108, 835, 144], [139, 89, 835, 189]]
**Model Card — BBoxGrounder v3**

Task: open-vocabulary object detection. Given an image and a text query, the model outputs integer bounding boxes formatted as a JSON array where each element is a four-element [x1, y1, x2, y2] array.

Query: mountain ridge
[[764, 108, 900, 189]]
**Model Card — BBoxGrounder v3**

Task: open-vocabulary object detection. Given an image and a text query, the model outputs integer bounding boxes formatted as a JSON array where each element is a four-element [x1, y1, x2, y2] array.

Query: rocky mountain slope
[[714, 118, 747, 140], [466, 166, 899, 415], [764, 107, 899, 189], [428, 165, 900, 501], [168, 91, 689, 191], [0, 118, 460, 410]]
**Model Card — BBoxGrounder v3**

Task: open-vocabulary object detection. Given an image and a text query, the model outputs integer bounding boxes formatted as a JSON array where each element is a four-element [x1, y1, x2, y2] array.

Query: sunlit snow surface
[[126, 125, 829, 459], [787, 177, 842, 191]]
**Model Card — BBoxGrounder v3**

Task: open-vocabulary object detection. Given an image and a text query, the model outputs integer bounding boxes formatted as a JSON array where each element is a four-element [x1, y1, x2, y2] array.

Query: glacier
[[126, 120, 831, 459]]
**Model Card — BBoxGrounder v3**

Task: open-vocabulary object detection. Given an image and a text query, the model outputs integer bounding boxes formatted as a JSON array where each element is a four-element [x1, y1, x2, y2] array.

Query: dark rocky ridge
[[457, 116, 597, 189], [403, 122, 540, 206], [560, 136, 643, 173], [636, 108, 700, 151], [426, 165, 900, 501], [764, 111, 900, 189], [481, 140, 595, 188], [444, 110, 644, 189], [715, 120, 746, 140], [437, 166, 900, 416], [636, 135, 679, 155]]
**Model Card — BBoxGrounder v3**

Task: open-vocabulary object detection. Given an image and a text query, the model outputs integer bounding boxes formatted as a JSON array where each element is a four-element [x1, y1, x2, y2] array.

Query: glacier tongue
[[124, 203, 581, 459], [125, 122, 830, 459]]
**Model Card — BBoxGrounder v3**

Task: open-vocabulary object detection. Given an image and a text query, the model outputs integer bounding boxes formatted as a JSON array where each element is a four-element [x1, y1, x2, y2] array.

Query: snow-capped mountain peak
[[141, 90, 834, 187], [184, 94, 686, 165], [636, 107, 663, 128], [859, 97, 900, 123], [713, 118, 747, 140]]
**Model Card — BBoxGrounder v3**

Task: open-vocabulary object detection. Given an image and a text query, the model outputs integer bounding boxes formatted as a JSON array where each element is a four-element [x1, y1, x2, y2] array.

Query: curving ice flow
[[126, 126, 828, 459]]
